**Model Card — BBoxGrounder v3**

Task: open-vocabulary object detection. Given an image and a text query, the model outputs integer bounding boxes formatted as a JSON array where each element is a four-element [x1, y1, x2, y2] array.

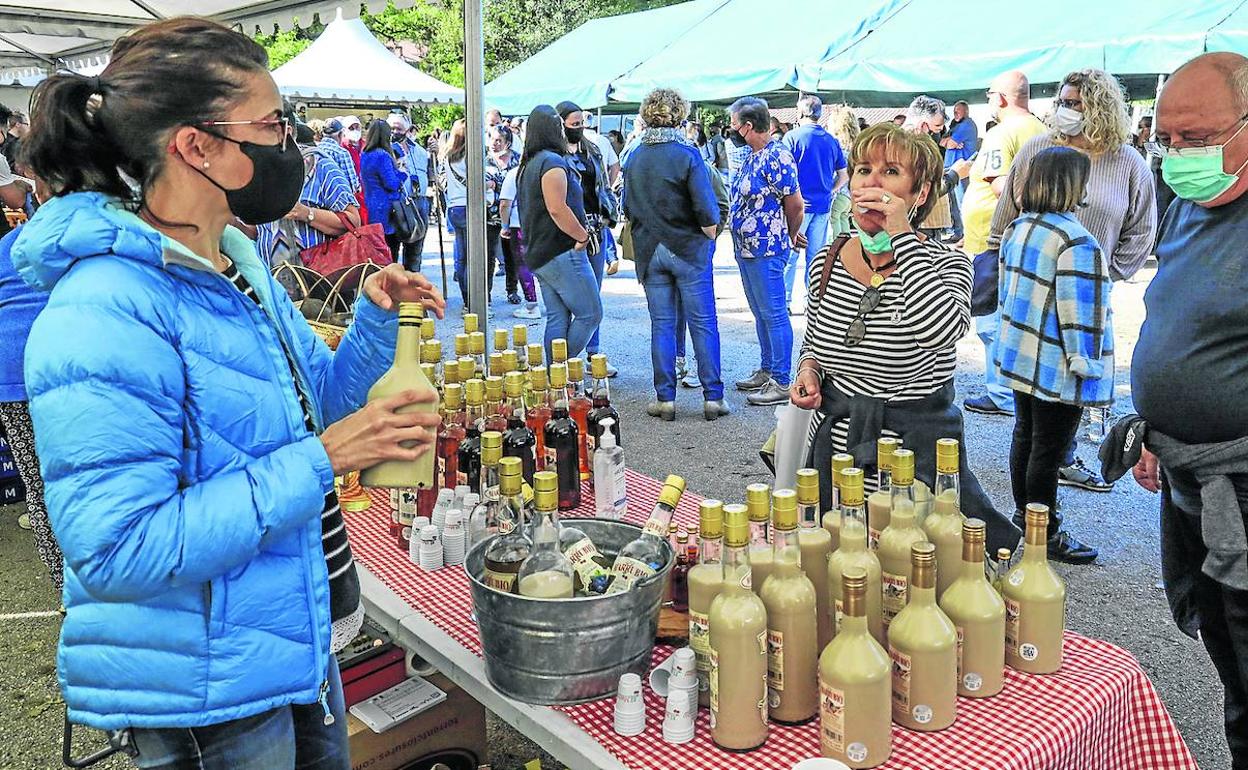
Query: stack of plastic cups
[[662, 648, 697, 744], [408, 516, 432, 563], [417, 525, 443, 571], [442, 510, 467, 566], [613, 673, 645, 737], [430, 489, 454, 533], [463, 493, 480, 516], [453, 485, 472, 516]]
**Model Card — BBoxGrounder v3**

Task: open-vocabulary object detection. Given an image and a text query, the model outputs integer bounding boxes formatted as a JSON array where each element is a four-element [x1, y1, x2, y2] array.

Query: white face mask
[[1054, 106, 1085, 137], [345, 128, 362, 142]]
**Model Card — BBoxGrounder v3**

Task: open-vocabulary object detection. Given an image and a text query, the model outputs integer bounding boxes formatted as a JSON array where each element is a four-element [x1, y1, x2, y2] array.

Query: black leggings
[[385, 232, 402, 263], [1009, 390, 1082, 533]]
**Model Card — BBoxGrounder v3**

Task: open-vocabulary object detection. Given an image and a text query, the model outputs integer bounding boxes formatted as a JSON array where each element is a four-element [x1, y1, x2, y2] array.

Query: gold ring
[[881, 193, 892, 204]]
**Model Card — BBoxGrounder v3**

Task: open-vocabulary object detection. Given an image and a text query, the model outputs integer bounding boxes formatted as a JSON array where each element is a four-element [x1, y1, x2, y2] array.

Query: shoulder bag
[[301, 211, 392, 276]]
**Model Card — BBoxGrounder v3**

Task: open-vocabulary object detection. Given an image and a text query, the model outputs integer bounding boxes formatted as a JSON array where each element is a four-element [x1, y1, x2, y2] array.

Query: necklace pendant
[[870, 273, 884, 288]]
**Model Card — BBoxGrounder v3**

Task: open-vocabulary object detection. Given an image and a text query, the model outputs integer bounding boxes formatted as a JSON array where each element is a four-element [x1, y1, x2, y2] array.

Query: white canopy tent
[[272, 9, 461, 105]]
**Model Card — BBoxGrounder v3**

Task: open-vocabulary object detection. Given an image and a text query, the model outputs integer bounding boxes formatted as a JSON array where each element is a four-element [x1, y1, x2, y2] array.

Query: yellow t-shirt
[[960, 113, 1047, 254]]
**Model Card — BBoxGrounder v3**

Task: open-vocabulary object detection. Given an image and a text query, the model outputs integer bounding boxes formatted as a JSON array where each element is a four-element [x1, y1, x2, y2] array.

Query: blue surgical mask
[[1162, 119, 1248, 203]]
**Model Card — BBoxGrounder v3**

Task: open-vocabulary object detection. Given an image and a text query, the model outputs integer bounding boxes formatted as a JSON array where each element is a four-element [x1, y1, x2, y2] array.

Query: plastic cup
[[648, 650, 680, 696], [792, 760, 851, 770]]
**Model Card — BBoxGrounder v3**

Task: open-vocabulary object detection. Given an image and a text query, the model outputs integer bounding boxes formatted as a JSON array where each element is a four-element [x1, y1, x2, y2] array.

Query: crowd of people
[[0, 10, 1246, 769]]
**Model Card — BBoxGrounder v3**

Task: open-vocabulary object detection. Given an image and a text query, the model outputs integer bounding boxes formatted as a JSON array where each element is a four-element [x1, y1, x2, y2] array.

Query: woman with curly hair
[[824, 104, 860, 239], [986, 68, 1157, 506]]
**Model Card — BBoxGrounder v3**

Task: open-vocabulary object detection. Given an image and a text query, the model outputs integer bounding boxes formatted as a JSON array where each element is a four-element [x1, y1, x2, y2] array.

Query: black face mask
[[565, 125, 584, 144], [190, 131, 305, 225], [727, 128, 748, 148]]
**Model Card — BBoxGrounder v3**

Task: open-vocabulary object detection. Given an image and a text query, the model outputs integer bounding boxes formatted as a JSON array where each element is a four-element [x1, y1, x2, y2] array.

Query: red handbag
[[300, 211, 392, 276]]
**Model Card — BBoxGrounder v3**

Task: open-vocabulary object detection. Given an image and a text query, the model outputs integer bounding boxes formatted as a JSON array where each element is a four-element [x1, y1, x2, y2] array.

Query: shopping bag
[[971, 248, 1000, 317], [301, 211, 392, 276], [765, 403, 815, 490]]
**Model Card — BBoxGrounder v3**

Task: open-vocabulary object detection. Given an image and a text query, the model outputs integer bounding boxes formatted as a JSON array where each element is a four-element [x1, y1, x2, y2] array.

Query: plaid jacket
[[996, 211, 1114, 407]]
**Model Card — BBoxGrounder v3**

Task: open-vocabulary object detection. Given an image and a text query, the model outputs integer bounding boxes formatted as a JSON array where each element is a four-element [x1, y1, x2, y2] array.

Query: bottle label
[[740, 570, 753, 590], [545, 446, 557, 468], [847, 742, 869, 764], [1019, 642, 1039, 661], [833, 598, 845, 634], [689, 610, 712, 688], [457, 470, 469, 487], [818, 678, 846, 755], [766, 629, 784, 691], [709, 647, 719, 715], [889, 645, 912, 715], [913, 704, 933, 724], [963, 672, 983, 692], [498, 518, 515, 535], [607, 556, 655, 594], [483, 568, 518, 593], [1004, 596, 1021, 653], [642, 514, 668, 539], [881, 571, 909, 624], [438, 456, 447, 478], [398, 490, 418, 525], [1009, 569, 1024, 587]]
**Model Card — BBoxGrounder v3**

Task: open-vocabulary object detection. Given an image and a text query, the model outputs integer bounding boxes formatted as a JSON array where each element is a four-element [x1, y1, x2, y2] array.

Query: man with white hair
[[904, 95, 957, 239], [317, 117, 362, 197], [388, 112, 433, 269], [1130, 52, 1248, 768], [781, 94, 848, 314]]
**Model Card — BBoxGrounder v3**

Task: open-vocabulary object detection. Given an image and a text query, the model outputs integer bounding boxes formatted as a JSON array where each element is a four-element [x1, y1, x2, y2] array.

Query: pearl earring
[[202, 161, 210, 169]]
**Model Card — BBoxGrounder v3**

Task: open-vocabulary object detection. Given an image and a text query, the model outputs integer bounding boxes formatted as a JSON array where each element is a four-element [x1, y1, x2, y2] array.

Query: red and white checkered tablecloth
[[345, 470, 1198, 770]]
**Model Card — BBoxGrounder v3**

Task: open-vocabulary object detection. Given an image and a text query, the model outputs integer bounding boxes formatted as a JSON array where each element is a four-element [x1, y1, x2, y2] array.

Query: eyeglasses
[[199, 117, 294, 151], [1156, 112, 1248, 150], [844, 287, 882, 346], [1056, 98, 1083, 110]]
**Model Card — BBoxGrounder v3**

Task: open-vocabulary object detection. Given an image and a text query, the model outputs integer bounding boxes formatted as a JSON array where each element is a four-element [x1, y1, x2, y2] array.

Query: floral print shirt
[[730, 140, 800, 259]]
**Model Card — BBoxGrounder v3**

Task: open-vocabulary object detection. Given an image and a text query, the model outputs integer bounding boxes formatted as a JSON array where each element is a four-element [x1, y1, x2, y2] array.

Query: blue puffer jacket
[[13, 192, 397, 730]]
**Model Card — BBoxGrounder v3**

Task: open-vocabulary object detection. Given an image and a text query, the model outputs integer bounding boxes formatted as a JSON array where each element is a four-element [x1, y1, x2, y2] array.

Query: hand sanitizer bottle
[[593, 418, 627, 520]]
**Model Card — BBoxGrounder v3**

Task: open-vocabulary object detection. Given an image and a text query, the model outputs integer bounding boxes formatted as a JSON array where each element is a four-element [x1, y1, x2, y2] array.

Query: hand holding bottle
[[321, 389, 441, 476], [362, 263, 447, 316]]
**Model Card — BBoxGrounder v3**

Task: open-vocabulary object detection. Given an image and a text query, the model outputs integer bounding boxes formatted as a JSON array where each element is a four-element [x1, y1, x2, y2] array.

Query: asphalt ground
[[0, 228, 1228, 769]]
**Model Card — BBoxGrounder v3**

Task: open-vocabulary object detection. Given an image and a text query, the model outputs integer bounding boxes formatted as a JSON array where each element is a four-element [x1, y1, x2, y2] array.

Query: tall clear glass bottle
[[867, 437, 902, 549], [360, 302, 439, 489], [939, 518, 1005, 698], [501, 371, 536, 484], [484, 376, 508, 434], [567, 357, 593, 481], [463, 312, 479, 335], [550, 337, 568, 366], [467, 431, 504, 550], [877, 449, 928, 637], [454, 332, 470, 362], [493, 328, 510, 359], [604, 475, 685, 595], [469, 330, 487, 379], [516, 471, 575, 598], [488, 351, 507, 380], [709, 503, 769, 751], [689, 500, 724, 708], [818, 566, 892, 768], [746, 483, 774, 594], [828, 468, 885, 647], [543, 363, 581, 510], [1002, 504, 1066, 674], [888, 542, 957, 732], [526, 342, 544, 372], [823, 452, 854, 548], [421, 338, 443, 393], [456, 378, 487, 491], [922, 438, 966, 599], [760, 489, 819, 724], [512, 324, 529, 370], [482, 456, 531, 593], [442, 358, 461, 389], [796, 468, 834, 652], [558, 514, 612, 596]]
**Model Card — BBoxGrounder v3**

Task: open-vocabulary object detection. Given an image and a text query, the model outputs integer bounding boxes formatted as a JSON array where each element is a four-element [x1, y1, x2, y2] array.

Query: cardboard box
[[347, 672, 486, 770], [342, 645, 408, 708]]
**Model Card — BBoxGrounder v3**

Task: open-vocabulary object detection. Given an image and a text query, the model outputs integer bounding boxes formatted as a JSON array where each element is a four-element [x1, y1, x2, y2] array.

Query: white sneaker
[[514, 304, 541, 319]]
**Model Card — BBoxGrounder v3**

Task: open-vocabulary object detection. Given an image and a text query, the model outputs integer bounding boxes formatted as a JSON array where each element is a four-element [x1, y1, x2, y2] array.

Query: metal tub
[[465, 519, 673, 705]]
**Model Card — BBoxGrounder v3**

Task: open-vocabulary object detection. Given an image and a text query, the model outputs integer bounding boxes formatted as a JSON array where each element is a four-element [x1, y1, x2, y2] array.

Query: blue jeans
[[532, 248, 604, 360], [642, 243, 723, 401], [949, 176, 967, 240], [783, 210, 831, 305], [976, 310, 1015, 412], [401, 196, 432, 272], [130, 658, 348, 770], [586, 228, 611, 354], [450, 205, 496, 307], [736, 251, 793, 386]]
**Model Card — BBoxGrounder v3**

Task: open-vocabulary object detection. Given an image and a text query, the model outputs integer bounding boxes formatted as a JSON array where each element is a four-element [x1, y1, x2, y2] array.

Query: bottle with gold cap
[[502, 348, 519, 375], [746, 483, 774, 594], [482, 456, 531, 593], [419, 362, 439, 400], [922, 439, 966, 599], [517, 471, 575, 599], [360, 302, 440, 489], [421, 338, 444, 392], [551, 338, 569, 366], [566, 358, 593, 481], [689, 500, 725, 708], [469, 331, 487, 379], [457, 378, 487, 491], [586, 353, 621, 462], [867, 437, 902, 549], [992, 548, 1012, 594], [818, 566, 892, 768], [501, 371, 537, 484], [421, 316, 436, 344], [604, 474, 685, 595], [454, 332, 470, 362], [888, 541, 957, 731], [760, 489, 819, 724], [488, 351, 507, 380], [708, 502, 769, 750], [464, 312, 479, 335], [457, 356, 476, 387], [526, 342, 544, 372], [796, 468, 835, 651], [513, 324, 530, 370], [467, 431, 504, 548], [443, 358, 462, 388], [828, 468, 885, 646], [437, 383, 467, 493], [877, 449, 928, 636], [1002, 504, 1065, 674], [823, 453, 854, 548], [493, 328, 510, 358], [543, 363, 581, 510], [939, 518, 1005, 698], [484, 375, 508, 434], [525, 367, 552, 470]]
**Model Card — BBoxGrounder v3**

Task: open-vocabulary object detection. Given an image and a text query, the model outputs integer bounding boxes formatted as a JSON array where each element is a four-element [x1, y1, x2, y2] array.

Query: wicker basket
[[272, 261, 386, 350]]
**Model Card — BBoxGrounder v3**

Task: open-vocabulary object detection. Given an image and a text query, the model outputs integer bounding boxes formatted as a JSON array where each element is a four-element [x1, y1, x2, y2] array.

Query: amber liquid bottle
[[567, 357, 593, 481], [501, 371, 537, 485], [421, 338, 443, 393], [469, 331, 487, 379], [526, 367, 552, 471], [457, 378, 487, 492], [436, 383, 467, 495], [671, 532, 692, 613], [586, 354, 621, 461], [543, 363, 581, 510]]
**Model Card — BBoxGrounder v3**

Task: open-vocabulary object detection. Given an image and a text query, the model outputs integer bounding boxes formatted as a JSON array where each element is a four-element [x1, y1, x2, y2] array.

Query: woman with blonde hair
[[824, 104, 860, 238], [440, 119, 496, 307], [986, 67, 1157, 504]]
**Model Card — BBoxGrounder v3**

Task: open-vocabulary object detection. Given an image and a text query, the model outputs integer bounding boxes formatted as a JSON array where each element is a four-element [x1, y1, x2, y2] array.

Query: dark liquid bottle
[[457, 378, 487, 493], [543, 363, 581, 510], [671, 533, 692, 612], [501, 371, 537, 485], [586, 354, 622, 464]]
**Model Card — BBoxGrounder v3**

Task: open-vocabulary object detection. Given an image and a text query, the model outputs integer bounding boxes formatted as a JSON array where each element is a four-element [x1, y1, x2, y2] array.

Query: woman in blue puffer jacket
[[14, 18, 444, 770]]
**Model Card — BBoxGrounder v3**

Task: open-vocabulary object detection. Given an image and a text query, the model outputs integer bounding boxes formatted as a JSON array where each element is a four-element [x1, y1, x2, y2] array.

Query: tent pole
[[436, 198, 448, 299], [464, 0, 489, 331]]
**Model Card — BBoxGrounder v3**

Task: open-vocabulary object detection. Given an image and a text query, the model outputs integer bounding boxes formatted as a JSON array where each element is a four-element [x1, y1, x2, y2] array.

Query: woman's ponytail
[[25, 72, 130, 198]]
